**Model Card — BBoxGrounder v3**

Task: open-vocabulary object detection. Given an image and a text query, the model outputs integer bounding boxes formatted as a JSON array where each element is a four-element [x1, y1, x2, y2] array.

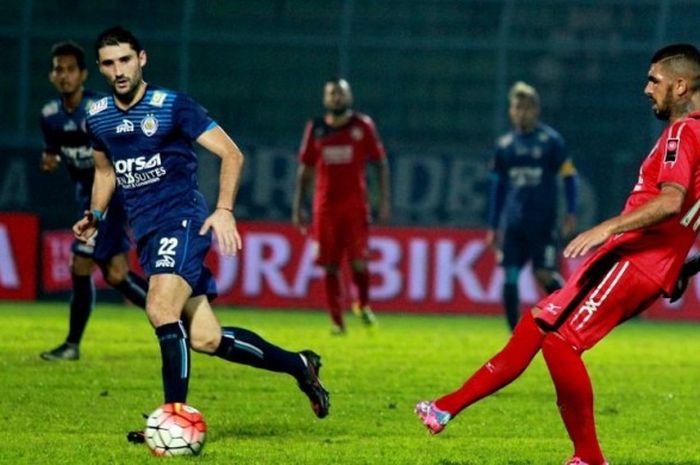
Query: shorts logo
[[141, 114, 159, 137], [155, 237, 178, 268], [116, 119, 134, 134], [664, 138, 679, 163]]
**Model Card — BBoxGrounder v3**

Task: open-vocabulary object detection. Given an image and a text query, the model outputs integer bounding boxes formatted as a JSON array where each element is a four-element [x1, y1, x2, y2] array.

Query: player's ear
[[139, 50, 148, 68], [675, 77, 689, 97], [80, 68, 88, 83]]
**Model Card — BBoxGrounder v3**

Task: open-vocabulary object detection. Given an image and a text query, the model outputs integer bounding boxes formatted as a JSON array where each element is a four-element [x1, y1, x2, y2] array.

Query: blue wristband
[[91, 209, 104, 222]]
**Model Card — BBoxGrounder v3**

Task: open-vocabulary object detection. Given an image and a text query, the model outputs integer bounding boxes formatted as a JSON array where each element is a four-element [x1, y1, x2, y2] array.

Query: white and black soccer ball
[[145, 402, 207, 456]]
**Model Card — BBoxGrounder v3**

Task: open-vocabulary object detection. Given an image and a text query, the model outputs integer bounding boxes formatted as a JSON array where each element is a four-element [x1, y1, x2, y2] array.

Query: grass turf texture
[[1, 302, 699, 465]]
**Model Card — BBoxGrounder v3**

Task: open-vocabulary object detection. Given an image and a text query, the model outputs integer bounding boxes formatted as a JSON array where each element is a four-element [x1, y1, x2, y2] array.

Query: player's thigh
[[71, 252, 95, 275], [314, 214, 343, 265], [500, 229, 527, 268], [528, 228, 559, 271], [543, 259, 661, 351], [146, 273, 192, 327], [345, 212, 370, 263], [183, 295, 221, 354]]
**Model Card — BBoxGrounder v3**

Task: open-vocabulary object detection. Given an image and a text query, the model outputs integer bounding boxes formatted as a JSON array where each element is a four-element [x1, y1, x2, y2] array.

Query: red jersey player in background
[[416, 43, 700, 465], [292, 78, 391, 334]]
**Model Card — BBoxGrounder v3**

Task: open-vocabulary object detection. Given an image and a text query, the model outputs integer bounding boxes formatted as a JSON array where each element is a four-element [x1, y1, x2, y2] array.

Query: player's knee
[[188, 329, 220, 354], [103, 266, 129, 286]]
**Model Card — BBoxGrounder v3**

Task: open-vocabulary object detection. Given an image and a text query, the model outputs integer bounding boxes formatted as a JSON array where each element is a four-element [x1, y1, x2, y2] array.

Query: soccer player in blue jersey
[[485, 81, 578, 331], [39, 41, 148, 361], [73, 27, 329, 423]]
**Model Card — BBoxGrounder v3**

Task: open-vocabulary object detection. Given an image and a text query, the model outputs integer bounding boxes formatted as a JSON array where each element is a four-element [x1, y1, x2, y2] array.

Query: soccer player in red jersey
[[416, 43, 700, 465], [292, 78, 391, 334]]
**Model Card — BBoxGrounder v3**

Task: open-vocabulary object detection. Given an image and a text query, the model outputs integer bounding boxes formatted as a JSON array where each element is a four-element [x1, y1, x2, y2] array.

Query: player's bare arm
[[292, 164, 315, 234], [40, 151, 61, 172], [72, 148, 115, 242], [564, 183, 685, 258], [195, 125, 243, 256], [375, 157, 391, 224]]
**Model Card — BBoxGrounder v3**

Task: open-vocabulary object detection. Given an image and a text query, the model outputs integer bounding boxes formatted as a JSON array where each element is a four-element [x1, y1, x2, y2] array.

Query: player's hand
[[292, 208, 309, 235], [485, 229, 500, 250], [561, 213, 577, 241], [40, 152, 60, 172], [200, 208, 242, 256], [563, 220, 614, 258], [72, 211, 98, 242]]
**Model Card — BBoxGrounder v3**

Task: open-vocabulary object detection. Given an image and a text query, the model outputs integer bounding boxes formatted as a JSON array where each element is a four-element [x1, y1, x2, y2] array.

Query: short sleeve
[[40, 115, 59, 153], [363, 117, 386, 161], [174, 93, 215, 141], [86, 117, 107, 153], [298, 120, 318, 166], [657, 123, 700, 190]]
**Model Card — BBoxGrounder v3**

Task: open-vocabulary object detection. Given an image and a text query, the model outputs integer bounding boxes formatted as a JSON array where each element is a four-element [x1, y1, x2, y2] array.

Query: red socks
[[352, 269, 370, 307], [324, 272, 344, 328], [542, 334, 605, 465], [435, 312, 544, 415]]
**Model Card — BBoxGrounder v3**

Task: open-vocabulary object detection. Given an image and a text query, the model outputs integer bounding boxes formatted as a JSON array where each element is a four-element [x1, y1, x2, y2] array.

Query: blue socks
[[156, 321, 190, 403], [66, 273, 95, 344], [215, 327, 304, 379]]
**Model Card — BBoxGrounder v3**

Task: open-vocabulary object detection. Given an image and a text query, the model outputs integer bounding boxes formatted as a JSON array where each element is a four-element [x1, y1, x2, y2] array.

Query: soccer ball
[[145, 402, 207, 456]]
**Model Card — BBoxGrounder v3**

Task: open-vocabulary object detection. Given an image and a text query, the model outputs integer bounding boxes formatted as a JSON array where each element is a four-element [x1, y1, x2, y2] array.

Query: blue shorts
[[136, 218, 217, 299], [72, 197, 131, 263], [501, 226, 559, 270]]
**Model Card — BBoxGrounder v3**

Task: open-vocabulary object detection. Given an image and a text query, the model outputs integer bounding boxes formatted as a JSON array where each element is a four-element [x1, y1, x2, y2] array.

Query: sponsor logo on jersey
[[114, 153, 166, 189], [149, 91, 168, 107], [88, 97, 108, 116], [664, 138, 679, 163], [140, 114, 159, 137], [322, 145, 353, 164], [116, 119, 135, 134], [60, 145, 93, 168]]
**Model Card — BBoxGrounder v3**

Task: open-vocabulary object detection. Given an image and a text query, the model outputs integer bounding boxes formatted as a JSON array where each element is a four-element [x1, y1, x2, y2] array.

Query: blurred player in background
[[292, 78, 391, 334], [39, 40, 147, 361], [417, 43, 700, 465], [486, 81, 578, 331], [73, 27, 329, 426]]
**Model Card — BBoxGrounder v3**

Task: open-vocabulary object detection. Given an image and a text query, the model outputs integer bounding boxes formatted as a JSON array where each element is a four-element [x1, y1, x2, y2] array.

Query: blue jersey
[[86, 85, 216, 240], [489, 123, 567, 231], [40, 89, 105, 205]]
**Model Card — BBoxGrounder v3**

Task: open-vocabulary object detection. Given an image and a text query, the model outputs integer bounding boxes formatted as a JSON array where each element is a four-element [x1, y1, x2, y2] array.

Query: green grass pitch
[[1, 301, 699, 464]]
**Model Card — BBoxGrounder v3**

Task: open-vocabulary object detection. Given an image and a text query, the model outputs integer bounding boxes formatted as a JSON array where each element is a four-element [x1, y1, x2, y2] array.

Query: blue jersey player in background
[[73, 27, 329, 429], [39, 41, 147, 361], [485, 81, 578, 331]]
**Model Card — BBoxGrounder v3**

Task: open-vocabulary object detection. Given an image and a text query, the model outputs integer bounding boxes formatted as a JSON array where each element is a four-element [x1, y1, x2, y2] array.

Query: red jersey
[[598, 112, 700, 294], [298, 112, 386, 216]]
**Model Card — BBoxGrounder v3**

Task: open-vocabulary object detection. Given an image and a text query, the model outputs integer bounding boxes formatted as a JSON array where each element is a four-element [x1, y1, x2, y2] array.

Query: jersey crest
[[88, 97, 109, 116]]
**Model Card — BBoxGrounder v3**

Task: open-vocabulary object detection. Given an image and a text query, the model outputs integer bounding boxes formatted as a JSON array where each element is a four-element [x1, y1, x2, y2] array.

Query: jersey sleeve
[[363, 116, 386, 162], [174, 93, 216, 141], [85, 117, 107, 154], [298, 120, 318, 166], [656, 122, 700, 190], [40, 115, 59, 154]]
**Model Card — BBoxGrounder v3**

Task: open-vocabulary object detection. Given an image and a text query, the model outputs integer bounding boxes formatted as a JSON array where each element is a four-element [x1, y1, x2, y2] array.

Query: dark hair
[[651, 43, 700, 66], [95, 26, 142, 56], [50, 41, 86, 70]]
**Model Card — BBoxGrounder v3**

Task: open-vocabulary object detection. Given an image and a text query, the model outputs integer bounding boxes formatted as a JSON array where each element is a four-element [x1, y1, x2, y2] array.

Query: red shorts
[[313, 211, 369, 266], [534, 251, 662, 352]]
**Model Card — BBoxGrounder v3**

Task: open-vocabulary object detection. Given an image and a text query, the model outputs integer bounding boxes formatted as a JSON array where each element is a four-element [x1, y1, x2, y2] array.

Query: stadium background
[[2, 0, 700, 318]]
